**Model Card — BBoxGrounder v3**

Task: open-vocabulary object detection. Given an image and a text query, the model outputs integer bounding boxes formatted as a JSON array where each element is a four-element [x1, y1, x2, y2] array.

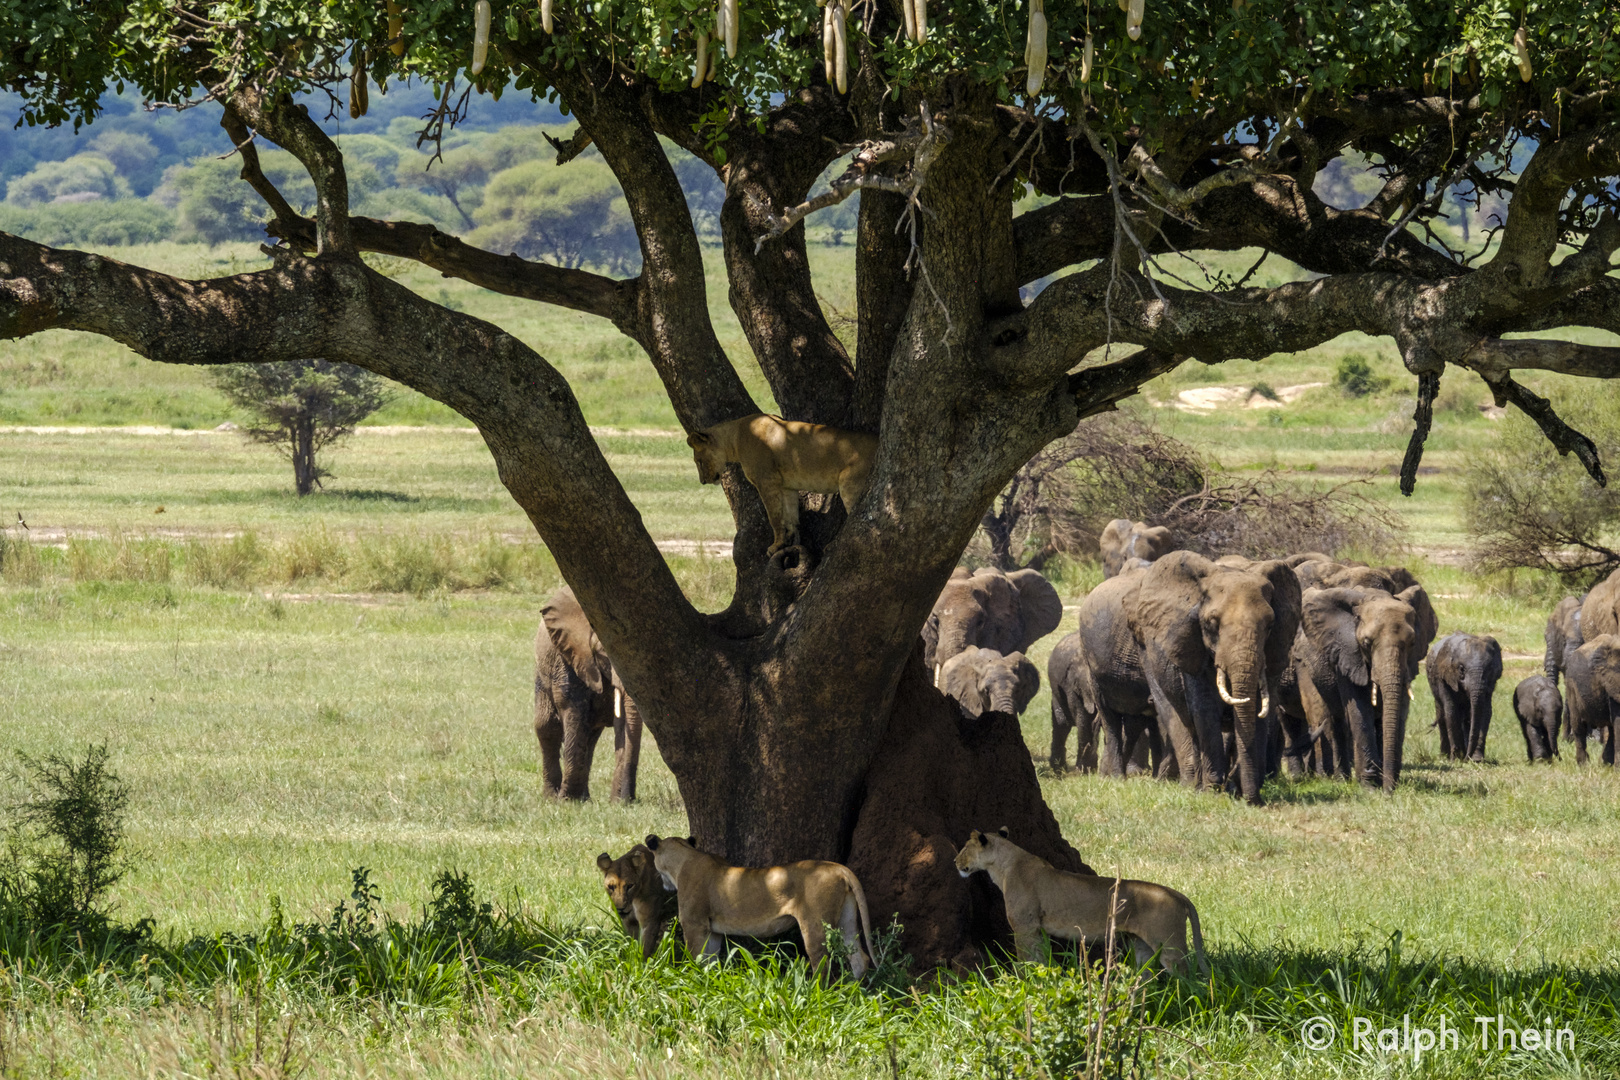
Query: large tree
[[6, 1, 1620, 964]]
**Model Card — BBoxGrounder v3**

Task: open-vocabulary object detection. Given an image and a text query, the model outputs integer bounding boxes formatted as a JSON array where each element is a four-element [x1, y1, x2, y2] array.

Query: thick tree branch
[[226, 86, 355, 255], [535, 54, 757, 429], [266, 212, 637, 330], [1476, 369, 1606, 485], [719, 85, 858, 425]]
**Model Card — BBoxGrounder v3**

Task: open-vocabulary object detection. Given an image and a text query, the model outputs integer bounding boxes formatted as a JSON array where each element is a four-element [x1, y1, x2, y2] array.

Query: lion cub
[[645, 834, 876, 981], [596, 844, 677, 959], [687, 413, 877, 554], [955, 828, 1207, 976]]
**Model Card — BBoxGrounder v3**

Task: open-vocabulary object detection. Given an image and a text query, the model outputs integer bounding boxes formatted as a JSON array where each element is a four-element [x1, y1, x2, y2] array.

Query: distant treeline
[[0, 84, 858, 263]]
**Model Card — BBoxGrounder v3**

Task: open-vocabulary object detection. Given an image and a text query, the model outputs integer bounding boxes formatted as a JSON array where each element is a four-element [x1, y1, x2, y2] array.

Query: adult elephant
[[922, 566, 1064, 678], [1426, 632, 1504, 762], [1561, 635, 1620, 766], [1049, 582, 1165, 777], [1280, 582, 1437, 790], [939, 648, 1041, 719], [1099, 520, 1176, 578], [1545, 595, 1584, 688], [534, 586, 643, 801], [1124, 552, 1302, 805]]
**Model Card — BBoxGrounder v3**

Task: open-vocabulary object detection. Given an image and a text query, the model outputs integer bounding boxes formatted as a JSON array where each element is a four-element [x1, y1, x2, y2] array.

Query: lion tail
[[1187, 899, 1209, 979], [839, 865, 878, 975]]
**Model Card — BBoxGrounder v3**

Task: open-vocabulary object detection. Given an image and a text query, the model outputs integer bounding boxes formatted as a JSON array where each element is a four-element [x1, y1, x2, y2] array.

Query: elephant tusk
[[614, 686, 622, 720], [1215, 668, 1250, 706], [1371, 683, 1379, 708], [1408, 684, 1415, 701], [934, 663, 942, 689], [1259, 689, 1272, 718]]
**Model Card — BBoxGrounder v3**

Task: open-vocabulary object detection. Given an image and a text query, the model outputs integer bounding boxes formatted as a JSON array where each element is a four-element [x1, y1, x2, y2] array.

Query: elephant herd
[[528, 518, 1619, 805], [1047, 522, 1620, 802]]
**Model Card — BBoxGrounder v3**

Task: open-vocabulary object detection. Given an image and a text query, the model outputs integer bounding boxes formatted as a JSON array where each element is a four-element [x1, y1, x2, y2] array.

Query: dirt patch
[[1171, 382, 1324, 413], [848, 652, 1090, 972]]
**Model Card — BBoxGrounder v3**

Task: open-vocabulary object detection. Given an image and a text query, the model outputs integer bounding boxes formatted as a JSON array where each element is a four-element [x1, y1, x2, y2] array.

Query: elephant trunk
[[1376, 659, 1408, 792], [1468, 684, 1491, 761], [989, 682, 1019, 716], [1220, 655, 1265, 807]]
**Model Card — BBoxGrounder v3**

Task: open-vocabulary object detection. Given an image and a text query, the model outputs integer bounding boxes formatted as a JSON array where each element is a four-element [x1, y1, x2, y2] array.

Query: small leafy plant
[[1334, 355, 1392, 397], [1, 744, 136, 933]]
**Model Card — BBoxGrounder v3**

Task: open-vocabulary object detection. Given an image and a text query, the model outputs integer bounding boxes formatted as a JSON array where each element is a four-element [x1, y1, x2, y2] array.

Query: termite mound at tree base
[[847, 652, 1091, 972]]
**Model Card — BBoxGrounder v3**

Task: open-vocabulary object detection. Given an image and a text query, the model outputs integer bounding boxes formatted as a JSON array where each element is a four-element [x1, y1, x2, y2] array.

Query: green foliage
[[5, 151, 126, 204], [468, 156, 638, 272], [0, 197, 176, 245], [1, 745, 137, 934], [1333, 355, 1392, 398]]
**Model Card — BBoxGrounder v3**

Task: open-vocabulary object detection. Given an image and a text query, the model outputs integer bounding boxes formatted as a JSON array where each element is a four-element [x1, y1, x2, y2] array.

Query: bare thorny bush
[[1464, 382, 1620, 586], [973, 411, 1401, 570]]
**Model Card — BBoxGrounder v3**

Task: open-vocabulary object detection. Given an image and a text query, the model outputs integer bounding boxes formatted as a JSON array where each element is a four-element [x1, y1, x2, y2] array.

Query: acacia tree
[[7, 1, 1620, 964], [215, 359, 390, 495]]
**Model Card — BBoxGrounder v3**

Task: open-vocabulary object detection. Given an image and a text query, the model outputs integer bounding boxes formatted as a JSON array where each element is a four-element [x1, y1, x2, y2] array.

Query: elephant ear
[[1009, 652, 1042, 713], [1254, 560, 1304, 679], [1300, 587, 1369, 686], [1289, 557, 1337, 591], [1396, 585, 1438, 678], [970, 569, 1021, 653], [939, 650, 990, 716], [920, 611, 941, 669], [1007, 568, 1063, 651], [1125, 550, 1214, 669], [541, 587, 607, 694]]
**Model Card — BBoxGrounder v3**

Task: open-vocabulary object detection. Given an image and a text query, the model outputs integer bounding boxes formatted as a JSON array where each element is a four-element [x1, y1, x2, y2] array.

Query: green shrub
[[1, 745, 136, 934], [1333, 355, 1392, 397]]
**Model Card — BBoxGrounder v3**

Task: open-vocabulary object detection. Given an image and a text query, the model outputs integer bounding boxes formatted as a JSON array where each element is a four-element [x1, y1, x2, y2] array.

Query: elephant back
[[1580, 569, 1620, 640], [540, 586, 611, 694]]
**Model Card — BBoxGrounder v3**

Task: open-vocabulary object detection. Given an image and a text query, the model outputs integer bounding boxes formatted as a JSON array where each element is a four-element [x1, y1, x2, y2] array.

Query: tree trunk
[[292, 418, 316, 496]]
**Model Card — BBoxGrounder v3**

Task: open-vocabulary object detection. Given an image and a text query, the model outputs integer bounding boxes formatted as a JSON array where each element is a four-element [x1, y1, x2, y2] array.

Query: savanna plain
[[0, 242, 1616, 1078]]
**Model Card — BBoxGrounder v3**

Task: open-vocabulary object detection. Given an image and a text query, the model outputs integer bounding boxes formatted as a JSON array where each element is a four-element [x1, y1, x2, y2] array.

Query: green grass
[[2, 239, 1619, 1077]]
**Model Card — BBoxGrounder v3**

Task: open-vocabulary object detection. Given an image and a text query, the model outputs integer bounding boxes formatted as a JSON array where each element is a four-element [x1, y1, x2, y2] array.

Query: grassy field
[[0, 240, 1617, 1077]]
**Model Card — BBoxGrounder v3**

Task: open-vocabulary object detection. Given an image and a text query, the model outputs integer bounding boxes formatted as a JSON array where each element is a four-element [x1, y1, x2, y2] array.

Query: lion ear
[[968, 830, 982, 844], [628, 848, 648, 870], [686, 431, 711, 447], [645, 834, 661, 850], [998, 826, 1010, 839], [596, 852, 613, 872]]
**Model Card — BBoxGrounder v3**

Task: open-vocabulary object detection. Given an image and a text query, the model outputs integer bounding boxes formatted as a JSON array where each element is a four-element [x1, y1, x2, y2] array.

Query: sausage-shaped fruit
[[1514, 26, 1532, 82], [471, 0, 491, 73], [387, 1, 404, 56]]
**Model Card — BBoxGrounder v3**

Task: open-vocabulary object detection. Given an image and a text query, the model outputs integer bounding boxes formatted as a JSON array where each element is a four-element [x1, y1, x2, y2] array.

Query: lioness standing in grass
[[955, 828, 1207, 976], [645, 834, 876, 981], [686, 413, 877, 555], [596, 844, 677, 959]]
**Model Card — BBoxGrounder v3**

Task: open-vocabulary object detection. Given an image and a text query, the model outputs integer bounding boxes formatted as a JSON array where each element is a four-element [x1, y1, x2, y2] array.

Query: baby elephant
[[954, 828, 1207, 976], [1426, 632, 1503, 762], [938, 647, 1041, 718], [1512, 675, 1563, 763]]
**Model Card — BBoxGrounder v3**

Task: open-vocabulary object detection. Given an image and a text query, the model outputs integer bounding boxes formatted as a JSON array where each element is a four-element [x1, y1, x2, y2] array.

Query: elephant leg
[[535, 701, 564, 798], [1443, 690, 1470, 762], [1076, 708, 1100, 773], [1121, 714, 1153, 776], [1145, 673, 1202, 789], [1140, 719, 1165, 777], [1049, 688, 1075, 773], [559, 704, 607, 801], [1278, 710, 1309, 779], [1343, 689, 1381, 787], [610, 696, 643, 803], [1097, 704, 1128, 778]]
